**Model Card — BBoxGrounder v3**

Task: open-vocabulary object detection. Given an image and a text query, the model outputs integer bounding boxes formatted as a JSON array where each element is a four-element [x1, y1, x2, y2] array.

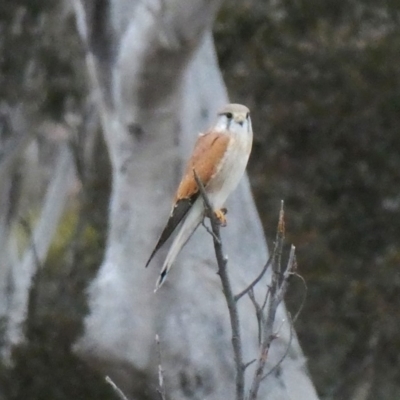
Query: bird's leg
[[203, 207, 227, 227], [214, 208, 227, 227]]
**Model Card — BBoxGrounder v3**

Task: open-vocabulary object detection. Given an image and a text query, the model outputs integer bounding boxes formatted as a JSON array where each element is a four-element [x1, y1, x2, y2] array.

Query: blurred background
[[0, 0, 399, 399]]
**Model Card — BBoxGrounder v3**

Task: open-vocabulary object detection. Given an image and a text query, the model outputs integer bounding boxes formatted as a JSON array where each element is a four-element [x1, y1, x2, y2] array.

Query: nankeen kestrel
[[146, 103, 253, 291]]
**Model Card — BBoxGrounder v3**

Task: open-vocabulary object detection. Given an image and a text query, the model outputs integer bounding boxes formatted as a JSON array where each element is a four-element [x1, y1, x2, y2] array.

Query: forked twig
[[201, 219, 221, 244], [262, 313, 294, 381], [248, 288, 263, 345], [248, 202, 298, 400], [234, 255, 272, 302], [243, 358, 257, 370], [191, 182, 302, 400]]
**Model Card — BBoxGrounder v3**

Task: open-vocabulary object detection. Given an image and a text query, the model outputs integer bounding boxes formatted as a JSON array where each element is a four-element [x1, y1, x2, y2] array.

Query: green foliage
[[215, 1, 400, 398]]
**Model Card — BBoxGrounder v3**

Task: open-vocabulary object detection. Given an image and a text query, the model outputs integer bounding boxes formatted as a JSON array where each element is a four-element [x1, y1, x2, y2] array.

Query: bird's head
[[215, 103, 252, 136]]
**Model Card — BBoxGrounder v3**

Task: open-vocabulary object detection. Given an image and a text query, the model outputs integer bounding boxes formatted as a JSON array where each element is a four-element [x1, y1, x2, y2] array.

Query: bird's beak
[[234, 113, 246, 126]]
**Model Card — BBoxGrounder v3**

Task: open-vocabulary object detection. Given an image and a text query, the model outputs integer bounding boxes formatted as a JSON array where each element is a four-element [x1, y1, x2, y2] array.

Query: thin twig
[[155, 334, 167, 400], [276, 245, 296, 304], [193, 169, 245, 400], [261, 313, 294, 381], [248, 202, 297, 400], [274, 318, 286, 337], [258, 203, 284, 316], [248, 289, 263, 345], [292, 272, 307, 324], [234, 255, 272, 302], [243, 359, 257, 370], [201, 220, 221, 244], [260, 285, 270, 312], [273, 201, 285, 282], [105, 376, 130, 400]]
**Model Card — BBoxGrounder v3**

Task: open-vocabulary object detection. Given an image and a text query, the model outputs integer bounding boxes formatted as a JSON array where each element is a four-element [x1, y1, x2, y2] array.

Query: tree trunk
[[73, 1, 319, 399]]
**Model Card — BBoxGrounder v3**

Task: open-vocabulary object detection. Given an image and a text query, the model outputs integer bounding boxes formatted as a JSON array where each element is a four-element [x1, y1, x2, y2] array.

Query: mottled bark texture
[[73, 1, 319, 399]]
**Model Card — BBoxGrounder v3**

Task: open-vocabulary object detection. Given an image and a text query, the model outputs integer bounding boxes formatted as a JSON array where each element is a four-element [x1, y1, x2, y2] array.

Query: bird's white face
[[214, 105, 253, 139]]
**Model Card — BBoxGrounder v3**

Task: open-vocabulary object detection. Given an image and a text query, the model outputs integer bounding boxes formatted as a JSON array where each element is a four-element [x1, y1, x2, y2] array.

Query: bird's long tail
[[155, 200, 203, 291]]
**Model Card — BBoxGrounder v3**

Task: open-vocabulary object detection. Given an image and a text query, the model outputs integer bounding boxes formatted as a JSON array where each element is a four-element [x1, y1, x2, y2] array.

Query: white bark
[[0, 106, 32, 184], [2, 144, 75, 362], [0, 107, 34, 344], [0, 175, 13, 327], [73, 1, 319, 399]]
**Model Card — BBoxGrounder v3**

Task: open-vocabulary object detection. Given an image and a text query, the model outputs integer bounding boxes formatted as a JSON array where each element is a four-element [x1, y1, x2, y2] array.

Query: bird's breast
[[206, 134, 252, 209]]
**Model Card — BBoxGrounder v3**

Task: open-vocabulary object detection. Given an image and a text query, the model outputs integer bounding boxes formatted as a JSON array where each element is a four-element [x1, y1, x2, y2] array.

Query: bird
[[146, 103, 253, 291]]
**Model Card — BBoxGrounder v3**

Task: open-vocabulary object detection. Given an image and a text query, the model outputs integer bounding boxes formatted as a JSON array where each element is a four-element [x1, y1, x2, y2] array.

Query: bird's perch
[[193, 169, 245, 400], [194, 169, 299, 400]]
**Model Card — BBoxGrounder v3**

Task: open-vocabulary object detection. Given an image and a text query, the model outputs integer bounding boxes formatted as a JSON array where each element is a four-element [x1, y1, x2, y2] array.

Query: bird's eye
[[226, 112, 233, 119]]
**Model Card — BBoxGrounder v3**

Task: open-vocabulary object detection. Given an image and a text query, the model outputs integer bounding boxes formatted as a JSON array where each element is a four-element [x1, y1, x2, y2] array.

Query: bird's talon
[[214, 209, 227, 227]]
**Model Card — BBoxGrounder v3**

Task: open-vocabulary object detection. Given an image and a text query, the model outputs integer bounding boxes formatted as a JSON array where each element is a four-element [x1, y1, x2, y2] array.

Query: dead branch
[[248, 288, 264, 345], [248, 202, 297, 400], [155, 334, 167, 400], [193, 169, 245, 400], [262, 313, 294, 381], [194, 177, 300, 400], [292, 273, 308, 324], [105, 376, 130, 400], [234, 255, 272, 302]]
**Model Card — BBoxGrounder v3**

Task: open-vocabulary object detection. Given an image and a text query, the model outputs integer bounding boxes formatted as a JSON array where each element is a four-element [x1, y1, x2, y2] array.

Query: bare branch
[[276, 245, 296, 304], [260, 286, 270, 313], [248, 341, 271, 400], [193, 169, 245, 400], [155, 334, 167, 400], [273, 200, 285, 280], [243, 359, 257, 371], [292, 273, 308, 324], [105, 376, 130, 400], [248, 203, 297, 400], [234, 255, 272, 302], [248, 289, 263, 345], [262, 314, 294, 381], [201, 219, 221, 244]]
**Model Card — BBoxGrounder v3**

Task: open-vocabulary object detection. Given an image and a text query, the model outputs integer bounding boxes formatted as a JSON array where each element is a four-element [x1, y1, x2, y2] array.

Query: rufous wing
[[175, 131, 230, 200], [145, 130, 230, 267]]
